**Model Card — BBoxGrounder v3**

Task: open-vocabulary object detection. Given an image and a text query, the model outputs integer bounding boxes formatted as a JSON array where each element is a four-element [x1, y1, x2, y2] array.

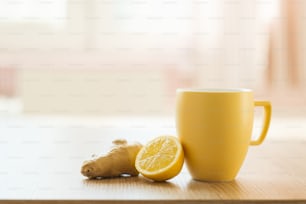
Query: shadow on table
[[187, 179, 248, 199], [82, 175, 181, 191]]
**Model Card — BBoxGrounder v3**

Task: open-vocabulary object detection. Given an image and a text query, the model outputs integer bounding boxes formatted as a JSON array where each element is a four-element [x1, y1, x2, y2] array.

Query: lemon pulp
[[135, 136, 184, 181]]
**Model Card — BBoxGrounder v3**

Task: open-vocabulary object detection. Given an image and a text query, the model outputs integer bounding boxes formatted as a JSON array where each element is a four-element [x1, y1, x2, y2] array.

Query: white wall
[[20, 68, 168, 115]]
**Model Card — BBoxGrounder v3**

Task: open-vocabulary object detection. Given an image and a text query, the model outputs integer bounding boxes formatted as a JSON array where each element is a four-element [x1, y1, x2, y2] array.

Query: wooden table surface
[[1, 117, 306, 204]]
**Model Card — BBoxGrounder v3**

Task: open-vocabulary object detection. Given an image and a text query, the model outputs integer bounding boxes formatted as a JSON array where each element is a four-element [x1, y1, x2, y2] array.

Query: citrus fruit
[[135, 136, 184, 181]]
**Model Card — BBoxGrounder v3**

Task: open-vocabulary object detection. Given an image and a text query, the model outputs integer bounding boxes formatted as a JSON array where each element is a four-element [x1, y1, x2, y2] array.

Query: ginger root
[[81, 139, 143, 179]]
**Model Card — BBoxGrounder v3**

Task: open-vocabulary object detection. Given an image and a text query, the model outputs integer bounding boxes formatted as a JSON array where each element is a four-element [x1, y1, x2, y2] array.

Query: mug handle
[[250, 101, 272, 146]]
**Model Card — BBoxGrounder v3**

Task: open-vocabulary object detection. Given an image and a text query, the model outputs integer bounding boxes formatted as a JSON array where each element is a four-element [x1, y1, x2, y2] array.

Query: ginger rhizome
[[81, 139, 143, 179]]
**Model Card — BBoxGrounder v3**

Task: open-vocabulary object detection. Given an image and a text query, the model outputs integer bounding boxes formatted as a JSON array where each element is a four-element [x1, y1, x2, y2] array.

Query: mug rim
[[176, 88, 252, 93]]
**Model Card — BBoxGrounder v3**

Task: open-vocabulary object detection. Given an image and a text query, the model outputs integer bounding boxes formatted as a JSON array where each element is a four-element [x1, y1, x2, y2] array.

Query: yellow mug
[[176, 89, 271, 181]]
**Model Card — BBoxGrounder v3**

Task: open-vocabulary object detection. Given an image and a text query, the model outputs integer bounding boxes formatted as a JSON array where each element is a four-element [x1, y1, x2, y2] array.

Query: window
[[0, 0, 66, 24]]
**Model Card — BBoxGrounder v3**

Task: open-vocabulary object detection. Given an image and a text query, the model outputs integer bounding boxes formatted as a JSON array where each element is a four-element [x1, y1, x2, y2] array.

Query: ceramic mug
[[176, 89, 271, 181]]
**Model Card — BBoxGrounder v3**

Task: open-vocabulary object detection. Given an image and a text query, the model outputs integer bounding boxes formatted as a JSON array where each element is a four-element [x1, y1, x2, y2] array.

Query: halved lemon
[[135, 136, 184, 181]]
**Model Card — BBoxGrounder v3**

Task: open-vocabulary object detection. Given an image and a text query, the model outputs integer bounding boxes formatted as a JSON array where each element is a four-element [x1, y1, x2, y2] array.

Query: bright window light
[[0, 0, 66, 24], [258, 0, 280, 23]]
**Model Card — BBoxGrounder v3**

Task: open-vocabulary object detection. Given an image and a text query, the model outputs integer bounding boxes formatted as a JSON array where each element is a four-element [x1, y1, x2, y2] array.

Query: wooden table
[[1, 118, 306, 204]]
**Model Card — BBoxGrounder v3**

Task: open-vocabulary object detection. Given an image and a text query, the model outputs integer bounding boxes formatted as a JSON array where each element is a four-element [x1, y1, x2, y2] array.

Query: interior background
[[0, 0, 305, 116]]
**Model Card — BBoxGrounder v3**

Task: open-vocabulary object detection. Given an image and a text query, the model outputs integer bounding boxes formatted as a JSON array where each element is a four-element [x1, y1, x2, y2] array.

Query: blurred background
[[0, 0, 306, 119]]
